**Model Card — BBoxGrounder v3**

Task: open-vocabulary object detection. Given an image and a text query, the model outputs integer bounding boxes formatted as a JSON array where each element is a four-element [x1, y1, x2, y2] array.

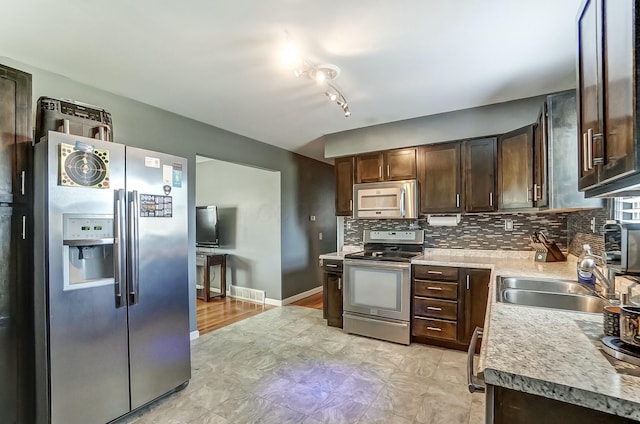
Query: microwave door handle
[[400, 188, 406, 217]]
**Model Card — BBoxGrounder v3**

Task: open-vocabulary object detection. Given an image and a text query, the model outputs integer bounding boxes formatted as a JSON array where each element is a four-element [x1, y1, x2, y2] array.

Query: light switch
[[319, 232, 323, 240], [310, 215, 316, 222]]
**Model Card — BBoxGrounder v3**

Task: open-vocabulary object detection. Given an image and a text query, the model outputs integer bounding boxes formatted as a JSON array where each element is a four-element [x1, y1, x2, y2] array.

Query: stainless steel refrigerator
[[33, 131, 191, 424]]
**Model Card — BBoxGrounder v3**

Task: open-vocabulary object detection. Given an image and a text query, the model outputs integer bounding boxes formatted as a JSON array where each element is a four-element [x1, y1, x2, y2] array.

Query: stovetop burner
[[345, 230, 424, 263], [345, 250, 422, 263], [601, 336, 640, 366]]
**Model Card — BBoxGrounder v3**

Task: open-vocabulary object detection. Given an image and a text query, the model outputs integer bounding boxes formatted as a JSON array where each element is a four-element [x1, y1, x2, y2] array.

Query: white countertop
[[318, 249, 640, 419]]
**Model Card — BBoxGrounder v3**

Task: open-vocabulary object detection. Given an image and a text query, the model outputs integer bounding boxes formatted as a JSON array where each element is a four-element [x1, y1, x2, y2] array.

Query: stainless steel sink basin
[[496, 276, 606, 313], [499, 289, 606, 313], [498, 277, 593, 295]]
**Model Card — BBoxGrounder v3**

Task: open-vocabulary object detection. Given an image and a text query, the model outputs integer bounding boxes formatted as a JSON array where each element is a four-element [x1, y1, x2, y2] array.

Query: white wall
[[195, 157, 282, 300]]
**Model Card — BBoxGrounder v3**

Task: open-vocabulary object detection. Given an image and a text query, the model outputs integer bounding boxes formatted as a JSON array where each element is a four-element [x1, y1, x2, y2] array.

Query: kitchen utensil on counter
[[529, 231, 566, 262], [604, 305, 621, 337], [601, 336, 640, 366], [620, 305, 640, 347], [538, 231, 566, 261]]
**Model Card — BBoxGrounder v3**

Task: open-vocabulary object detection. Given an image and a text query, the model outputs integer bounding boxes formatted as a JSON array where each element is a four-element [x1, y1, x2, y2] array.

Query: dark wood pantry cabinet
[[577, 0, 640, 196], [334, 156, 355, 216], [0, 63, 33, 424]]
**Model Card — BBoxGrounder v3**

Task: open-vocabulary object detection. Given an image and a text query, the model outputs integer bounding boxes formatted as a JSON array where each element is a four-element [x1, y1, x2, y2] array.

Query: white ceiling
[[1, 0, 582, 162]]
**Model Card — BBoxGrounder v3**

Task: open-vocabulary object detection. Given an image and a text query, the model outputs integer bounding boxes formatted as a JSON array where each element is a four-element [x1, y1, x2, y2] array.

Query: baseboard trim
[[190, 330, 200, 341], [265, 285, 322, 307]]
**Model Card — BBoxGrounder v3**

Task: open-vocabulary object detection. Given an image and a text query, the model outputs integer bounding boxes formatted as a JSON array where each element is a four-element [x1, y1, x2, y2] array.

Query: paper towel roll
[[427, 215, 460, 226]]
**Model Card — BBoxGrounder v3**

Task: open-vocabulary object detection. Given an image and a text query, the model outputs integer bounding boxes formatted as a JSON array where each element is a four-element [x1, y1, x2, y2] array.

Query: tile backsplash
[[344, 208, 608, 254]]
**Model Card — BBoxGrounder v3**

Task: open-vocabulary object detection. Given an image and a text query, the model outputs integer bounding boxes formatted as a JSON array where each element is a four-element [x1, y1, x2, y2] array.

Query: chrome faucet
[[578, 253, 618, 299]]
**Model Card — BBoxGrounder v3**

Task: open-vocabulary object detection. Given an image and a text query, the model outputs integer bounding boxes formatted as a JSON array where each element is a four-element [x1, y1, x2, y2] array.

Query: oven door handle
[[344, 314, 409, 328], [344, 260, 411, 270]]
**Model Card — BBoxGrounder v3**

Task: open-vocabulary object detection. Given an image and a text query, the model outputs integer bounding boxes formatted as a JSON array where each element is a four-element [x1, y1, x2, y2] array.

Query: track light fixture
[[283, 35, 351, 117]]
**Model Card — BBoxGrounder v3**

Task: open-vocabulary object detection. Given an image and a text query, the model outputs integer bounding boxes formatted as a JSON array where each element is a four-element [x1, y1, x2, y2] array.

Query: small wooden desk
[[196, 253, 227, 302]]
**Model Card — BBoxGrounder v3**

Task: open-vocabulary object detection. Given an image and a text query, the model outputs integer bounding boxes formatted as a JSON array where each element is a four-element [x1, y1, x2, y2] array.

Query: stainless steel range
[[343, 229, 424, 345]]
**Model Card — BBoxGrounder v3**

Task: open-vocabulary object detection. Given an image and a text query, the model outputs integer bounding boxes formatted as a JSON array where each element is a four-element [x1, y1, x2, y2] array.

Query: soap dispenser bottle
[[577, 244, 596, 284]]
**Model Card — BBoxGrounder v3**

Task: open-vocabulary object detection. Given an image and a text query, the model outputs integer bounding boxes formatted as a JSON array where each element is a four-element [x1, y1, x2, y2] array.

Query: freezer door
[[125, 146, 190, 409], [39, 132, 131, 424]]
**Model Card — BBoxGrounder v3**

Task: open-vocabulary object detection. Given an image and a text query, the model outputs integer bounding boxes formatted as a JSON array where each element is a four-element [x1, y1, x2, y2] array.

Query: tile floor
[[124, 306, 485, 424]]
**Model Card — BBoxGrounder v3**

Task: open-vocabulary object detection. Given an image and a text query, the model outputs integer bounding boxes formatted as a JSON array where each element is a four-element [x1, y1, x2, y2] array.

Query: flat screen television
[[195, 205, 220, 247]]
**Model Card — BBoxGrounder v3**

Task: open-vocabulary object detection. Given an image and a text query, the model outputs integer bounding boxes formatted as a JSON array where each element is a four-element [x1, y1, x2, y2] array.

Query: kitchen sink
[[496, 276, 606, 313], [498, 277, 593, 295]]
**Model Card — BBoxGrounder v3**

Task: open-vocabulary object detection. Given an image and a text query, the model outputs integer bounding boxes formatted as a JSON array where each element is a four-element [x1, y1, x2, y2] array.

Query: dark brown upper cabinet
[[355, 148, 416, 183], [356, 152, 384, 183], [577, 0, 603, 190], [578, 0, 640, 196], [533, 104, 549, 208], [418, 143, 462, 213], [497, 125, 535, 210], [464, 137, 497, 212], [334, 156, 355, 216], [385, 148, 417, 181]]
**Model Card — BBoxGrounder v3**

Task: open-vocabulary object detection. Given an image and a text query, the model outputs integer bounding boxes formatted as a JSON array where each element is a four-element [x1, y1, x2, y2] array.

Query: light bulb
[[325, 91, 337, 102], [281, 42, 302, 69], [344, 109, 351, 117], [315, 70, 326, 83]]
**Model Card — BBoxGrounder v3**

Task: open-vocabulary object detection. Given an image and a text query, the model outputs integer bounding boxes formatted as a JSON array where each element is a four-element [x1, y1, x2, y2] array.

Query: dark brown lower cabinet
[[488, 385, 639, 424], [322, 260, 343, 328], [412, 265, 490, 351]]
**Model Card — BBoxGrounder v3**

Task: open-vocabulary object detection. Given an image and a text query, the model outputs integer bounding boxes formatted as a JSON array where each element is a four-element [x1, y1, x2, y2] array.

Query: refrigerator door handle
[[114, 189, 127, 308], [128, 190, 140, 305]]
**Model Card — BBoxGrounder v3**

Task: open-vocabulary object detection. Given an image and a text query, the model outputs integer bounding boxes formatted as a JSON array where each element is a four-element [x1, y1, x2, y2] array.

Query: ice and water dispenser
[[62, 214, 114, 290]]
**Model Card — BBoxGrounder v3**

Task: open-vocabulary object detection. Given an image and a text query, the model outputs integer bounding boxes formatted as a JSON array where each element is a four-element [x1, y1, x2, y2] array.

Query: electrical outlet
[[319, 232, 323, 240], [504, 219, 514, 231], [309, 215, 316, 222], [590, 217, 597, 233]]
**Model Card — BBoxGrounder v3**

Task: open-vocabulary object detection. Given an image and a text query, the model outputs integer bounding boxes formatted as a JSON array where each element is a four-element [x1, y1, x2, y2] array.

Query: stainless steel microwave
[[353, 179, 418, 219]]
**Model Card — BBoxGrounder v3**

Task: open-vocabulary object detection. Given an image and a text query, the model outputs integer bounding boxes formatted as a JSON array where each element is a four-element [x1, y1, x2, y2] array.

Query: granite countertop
[[320, 248, 640, 419], [413, 249, 640, 421]]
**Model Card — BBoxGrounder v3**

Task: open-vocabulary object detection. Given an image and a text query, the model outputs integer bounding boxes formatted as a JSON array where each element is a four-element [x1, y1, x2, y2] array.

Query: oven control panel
[[366, 230, 424, 243]]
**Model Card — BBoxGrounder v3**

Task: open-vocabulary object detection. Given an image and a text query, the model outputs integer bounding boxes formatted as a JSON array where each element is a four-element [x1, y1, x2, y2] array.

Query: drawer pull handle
[[325, 264, 338, 268], [427, 286, 443, 291], [427, 306, 442, 311], [426, 326, 442, 332], [427, 270, 443, 275]]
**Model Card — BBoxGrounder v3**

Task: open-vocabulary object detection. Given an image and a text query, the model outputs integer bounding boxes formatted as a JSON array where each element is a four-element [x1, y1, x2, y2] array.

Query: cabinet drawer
[[414, 280, 458, 300], [413, 297, 457, 320], [322, 259, 343, 273], [412, 317, 457, 341], [414, 265, 458, 281]]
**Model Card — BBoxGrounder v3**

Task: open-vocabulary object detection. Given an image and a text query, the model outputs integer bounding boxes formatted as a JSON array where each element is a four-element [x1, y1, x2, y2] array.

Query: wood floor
[[197, 290, 323, 336]]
